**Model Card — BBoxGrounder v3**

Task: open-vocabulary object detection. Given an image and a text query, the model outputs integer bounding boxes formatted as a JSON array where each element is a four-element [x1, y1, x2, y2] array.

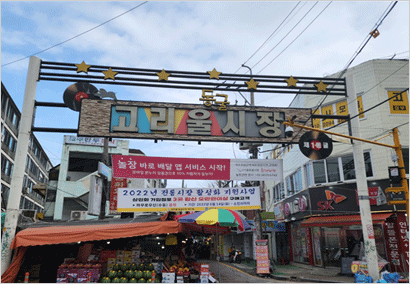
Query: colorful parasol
[[176, 209, 250, 232]]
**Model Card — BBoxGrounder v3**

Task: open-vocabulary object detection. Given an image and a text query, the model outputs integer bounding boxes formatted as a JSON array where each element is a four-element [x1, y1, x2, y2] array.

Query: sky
[[1, 1, 409, 188]]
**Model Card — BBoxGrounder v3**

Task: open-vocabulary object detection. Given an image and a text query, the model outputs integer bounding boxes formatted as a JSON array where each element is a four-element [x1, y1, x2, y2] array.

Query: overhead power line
[[256, 1, 332, 74], [1, 1, 148, 67]]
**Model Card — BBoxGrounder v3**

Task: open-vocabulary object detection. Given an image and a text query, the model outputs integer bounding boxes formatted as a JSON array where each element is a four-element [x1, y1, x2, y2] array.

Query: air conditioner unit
[[21, 209, 37, 219], [70, 211, 87, 221]]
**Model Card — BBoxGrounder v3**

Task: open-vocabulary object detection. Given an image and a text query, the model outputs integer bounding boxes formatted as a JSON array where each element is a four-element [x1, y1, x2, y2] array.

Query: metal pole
[[242, 64, 263, 241], [392, 128, 409, 222], [346, 75, 379, 281], [1, 56, 41, 275]]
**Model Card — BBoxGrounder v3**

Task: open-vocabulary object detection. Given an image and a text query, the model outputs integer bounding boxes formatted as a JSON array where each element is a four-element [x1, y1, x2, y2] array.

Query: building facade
[[45, 135, 167, 221], [262, 59, 409, 272], [1, 82, 53, 217]]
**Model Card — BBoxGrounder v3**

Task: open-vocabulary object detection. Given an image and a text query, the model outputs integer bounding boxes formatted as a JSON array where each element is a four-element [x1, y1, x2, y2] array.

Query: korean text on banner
[[112, 155, 283, 181], [117, 187, 261, 212]]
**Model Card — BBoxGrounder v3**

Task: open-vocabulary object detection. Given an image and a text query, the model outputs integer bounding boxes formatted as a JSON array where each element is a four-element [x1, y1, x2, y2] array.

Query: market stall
[[1, 218, 183, 283]]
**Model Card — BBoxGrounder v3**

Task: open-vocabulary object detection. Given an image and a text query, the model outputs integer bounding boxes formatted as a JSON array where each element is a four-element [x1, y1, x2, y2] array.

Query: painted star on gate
[[285, 76, 298, 87], [75, 61, 91, 73], [315, 81, 328, 92], [208, 68, 221, 80], [157, 69, 171, 81], [245, 78, 259, 90], [103, 68, 118, 80]]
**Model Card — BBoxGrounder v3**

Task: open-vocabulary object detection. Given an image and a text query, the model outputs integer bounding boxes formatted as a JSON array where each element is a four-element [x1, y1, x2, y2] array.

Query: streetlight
[[241, 64, 254, 106]]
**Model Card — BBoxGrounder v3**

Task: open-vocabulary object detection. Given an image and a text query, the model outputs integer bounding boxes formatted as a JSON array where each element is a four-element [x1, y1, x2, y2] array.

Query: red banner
[[112, 155, 230, 180], [109, 177, 127, 213]]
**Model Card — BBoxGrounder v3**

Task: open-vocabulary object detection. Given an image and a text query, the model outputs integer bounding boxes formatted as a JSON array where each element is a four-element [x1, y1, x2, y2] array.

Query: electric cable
[[274, 2, 401, 158], [240, 1, 302, 69], [1, 1, 148, 67], [252, 1, 323, 72]]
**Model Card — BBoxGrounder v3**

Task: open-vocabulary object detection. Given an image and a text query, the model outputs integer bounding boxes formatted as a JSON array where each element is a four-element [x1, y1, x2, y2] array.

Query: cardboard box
[[107, 258, 116, 265], [124, 251, 132, 258], [116, 250, 124, 257]]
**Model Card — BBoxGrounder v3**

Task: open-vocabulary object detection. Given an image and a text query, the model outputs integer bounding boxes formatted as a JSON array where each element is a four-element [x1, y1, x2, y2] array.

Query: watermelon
[[101, 277, 111, 283], [113, 264, 121, 271], [134, 271, 143, 279], [130, 263, 137, 271], [108, 270, 117, 279], [129, 278, 138, 283], [154, 278, 160, 283], [146, 263, 154, 271], [124, 270, 134, 279], [138, 263, 145, 271], [120, 277, 128, 283], [112, 278, 120, 283], [116, 270, 123, 278], [138, 278, 146, 283], [121, 264, 130, 271], [144, 271, 151, 279]]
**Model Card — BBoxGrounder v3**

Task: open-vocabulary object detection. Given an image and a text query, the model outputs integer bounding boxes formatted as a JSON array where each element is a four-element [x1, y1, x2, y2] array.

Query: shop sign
[[299, 131, 333, 160], [112, 155, 283, 181], [355, 187, 387, 206], [78, 100, 312, 144], [388, 90, 409, 114], [261, 211, 275, 220], [384, 220, 402, 270], [262, 220, 286, 232], [274, 202, 284, 221], [315, 190, 349, 211], [395, 214, 409, 272], [109, 177, 127, 214], [117, 186, 261, 212], [350, 260, 388, 274], [64, 135, 117, 147], [284, 195, 309, 217], [255, 240, 269, 274]]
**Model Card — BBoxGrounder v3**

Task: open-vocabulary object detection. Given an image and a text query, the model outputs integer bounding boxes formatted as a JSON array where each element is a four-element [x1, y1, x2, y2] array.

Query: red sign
[[112, 155, 230, 180], [109, 177, 127, 212], [255, 240, 269, 274]]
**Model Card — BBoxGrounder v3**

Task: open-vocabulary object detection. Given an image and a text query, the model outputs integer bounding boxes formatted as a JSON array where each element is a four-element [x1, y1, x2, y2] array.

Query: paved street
[[202, 260, 281, 283]]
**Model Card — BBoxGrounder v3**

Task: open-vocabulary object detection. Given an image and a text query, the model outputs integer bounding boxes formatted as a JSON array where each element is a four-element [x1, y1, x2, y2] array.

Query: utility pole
[[242, 64, 263, 240], [1, 56, 41, 275]]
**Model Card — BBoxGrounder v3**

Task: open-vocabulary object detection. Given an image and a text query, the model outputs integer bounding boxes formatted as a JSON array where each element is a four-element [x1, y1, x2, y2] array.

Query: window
[[342, 154, 355, 180], [304, 163, 313, 187], [286, 176, 294, 195], [1, 154, 14, 177], [364, 152, 373, 177], [326, 157, 340, 182], [313, 161, 326, 184]]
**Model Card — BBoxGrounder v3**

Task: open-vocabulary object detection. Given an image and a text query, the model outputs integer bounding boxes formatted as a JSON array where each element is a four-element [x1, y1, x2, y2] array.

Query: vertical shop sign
[[109, 177, 127, 214], [396, 214, 409, 272], [305, 227, 314, 265], [255, 240, 269, 274], [384, 220, 401, 271]]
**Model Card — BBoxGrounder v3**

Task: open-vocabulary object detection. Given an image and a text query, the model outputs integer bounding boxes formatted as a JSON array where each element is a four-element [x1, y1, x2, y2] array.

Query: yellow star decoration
[[315, 81, 328, 92], [75, 61, 91, 73], [102, 68, 118, 80], [157, 69, 171, 81], [245, 78, 259, 90], [207, 68, 221, 80], [285, 76, 298, 87]]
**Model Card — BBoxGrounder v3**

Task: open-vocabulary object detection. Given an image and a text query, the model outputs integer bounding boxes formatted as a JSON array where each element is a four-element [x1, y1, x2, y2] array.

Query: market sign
[[117, 186, 261, 212], [299, 131, 333, 160], [78, 99, 312, 144], [112, 155, 283, 181]]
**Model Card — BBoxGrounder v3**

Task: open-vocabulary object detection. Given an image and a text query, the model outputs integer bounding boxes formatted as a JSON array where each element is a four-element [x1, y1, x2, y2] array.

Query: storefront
[[1, 215, 219, 283], [274, 179, 408, 273]]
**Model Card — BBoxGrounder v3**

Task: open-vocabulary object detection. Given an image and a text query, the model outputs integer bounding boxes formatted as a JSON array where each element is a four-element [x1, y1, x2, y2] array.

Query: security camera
[[285, 126, 294, 137]]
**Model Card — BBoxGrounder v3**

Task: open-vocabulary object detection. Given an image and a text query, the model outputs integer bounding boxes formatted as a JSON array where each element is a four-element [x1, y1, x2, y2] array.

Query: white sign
[[88, 175, 103, 216], [64, 135, 117, 147], [98, 162, 111, 179], [117, 187, 261, 212], [230, 159, 283, 181]]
